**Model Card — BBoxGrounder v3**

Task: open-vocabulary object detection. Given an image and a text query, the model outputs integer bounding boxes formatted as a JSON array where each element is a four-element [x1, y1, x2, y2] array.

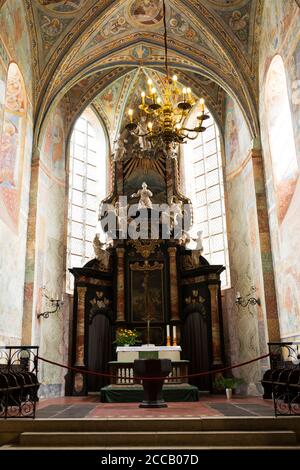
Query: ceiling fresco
[[19, 0, 263, 142]]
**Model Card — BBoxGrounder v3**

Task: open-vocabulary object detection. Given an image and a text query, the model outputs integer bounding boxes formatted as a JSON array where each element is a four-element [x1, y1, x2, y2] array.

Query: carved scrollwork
[[128, 239, 161, 259]]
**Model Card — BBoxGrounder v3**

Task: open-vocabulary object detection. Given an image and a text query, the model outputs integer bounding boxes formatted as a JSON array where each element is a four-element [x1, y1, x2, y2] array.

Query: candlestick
[[166, 324, 171, 346], [172, 325, 177, 346]]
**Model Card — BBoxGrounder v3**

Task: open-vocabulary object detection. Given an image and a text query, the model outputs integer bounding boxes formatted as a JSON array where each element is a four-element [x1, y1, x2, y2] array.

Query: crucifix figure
[[131, 260, 163, 345], [142, 270, 153, 345]]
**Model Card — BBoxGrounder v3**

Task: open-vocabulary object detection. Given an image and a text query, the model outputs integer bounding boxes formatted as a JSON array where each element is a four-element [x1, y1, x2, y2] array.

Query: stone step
[[19, 430, 297, 448], [1, 416, 300, 434]]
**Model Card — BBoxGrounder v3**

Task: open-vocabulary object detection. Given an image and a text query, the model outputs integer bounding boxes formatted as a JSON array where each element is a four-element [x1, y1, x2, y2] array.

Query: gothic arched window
[[183, 103, 230, 288], [66, 107, 108, 291]]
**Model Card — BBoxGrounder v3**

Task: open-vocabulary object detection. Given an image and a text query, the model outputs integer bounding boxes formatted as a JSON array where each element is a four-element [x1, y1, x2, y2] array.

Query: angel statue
[[191, 230, 204, 252], [131, 181, 153, 209], [169, 195, 184, 228], [113, 130, 128, 161], [93, 234, 111, 270]]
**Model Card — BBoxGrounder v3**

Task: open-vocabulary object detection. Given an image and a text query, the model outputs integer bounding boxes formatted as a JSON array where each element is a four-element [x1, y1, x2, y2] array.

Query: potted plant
[[114, 328, 141, 347], [213, 374, 244, 399]]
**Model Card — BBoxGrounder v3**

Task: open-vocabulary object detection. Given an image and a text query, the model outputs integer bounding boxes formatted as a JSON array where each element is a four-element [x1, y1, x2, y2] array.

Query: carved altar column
[[168, 247, 180, 322], [75, 286, 87, 367], [116, 248, 126, 323], [208, 283, 222, 366]]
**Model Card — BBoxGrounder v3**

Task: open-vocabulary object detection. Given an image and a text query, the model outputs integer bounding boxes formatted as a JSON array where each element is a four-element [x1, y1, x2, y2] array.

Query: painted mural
[[224, 95, 251, 172], [266, 55, 299, 224], [0, 58, 5, 140], [36, 102, 68, 396], [42, 107, 66, 177], [0, 0, 33, 347], [0, 63, 26, 232], [38, 0, 85, 14], [223, 93, 270, 393], [129, 0, 163, 26], [259, 0, 300, 340], [0, 1, 33, 102]]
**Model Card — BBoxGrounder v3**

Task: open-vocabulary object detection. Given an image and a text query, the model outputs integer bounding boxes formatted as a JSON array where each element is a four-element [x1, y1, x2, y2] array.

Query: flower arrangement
[[213, 374, 244, 390], [114, 328, 141, 347]]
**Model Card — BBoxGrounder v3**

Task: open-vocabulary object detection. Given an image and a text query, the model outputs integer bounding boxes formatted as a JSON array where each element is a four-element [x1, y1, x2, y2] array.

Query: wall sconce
[[235, 286, 260, 308], [37, 286, 64, 319]]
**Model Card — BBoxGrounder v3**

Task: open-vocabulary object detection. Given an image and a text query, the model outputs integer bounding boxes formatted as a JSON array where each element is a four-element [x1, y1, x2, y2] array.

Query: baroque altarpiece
[[67, 141, 225, 395]]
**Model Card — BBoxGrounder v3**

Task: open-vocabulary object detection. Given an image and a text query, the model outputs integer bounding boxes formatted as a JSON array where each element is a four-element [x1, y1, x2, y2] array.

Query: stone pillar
[[252, 149, 280, 342], [74, 286, 87, 367], [116, 248, 125, 323], [168, 247, 180, 322], [208, 283, 222, 365], [22, 146, 41, 344]]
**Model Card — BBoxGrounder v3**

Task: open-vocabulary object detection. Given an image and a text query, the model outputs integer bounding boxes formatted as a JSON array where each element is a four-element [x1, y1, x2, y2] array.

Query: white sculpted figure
[[169, 195, 183, 228], [113, 132, 127, 161], [93, 234, 110, 270], [192, 230, 203, 252], [131, 181, 153, 209], [137, 115, 151, 151]]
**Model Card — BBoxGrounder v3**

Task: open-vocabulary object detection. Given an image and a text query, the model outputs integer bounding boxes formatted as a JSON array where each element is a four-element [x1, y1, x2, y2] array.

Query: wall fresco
[[0, 63, 26, 231], [224, 95, 251, 172], [224, 94, 269, 394], [259, 0, 300, 340], [42, 107, 66, 177], [34, 103, 68, 394], [0, 1, 33, 347]]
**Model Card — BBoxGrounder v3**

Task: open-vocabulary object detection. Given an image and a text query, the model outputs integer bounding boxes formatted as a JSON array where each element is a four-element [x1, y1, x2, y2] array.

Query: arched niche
[[0, 62, 27, 232], [265, 54, 299, 224]]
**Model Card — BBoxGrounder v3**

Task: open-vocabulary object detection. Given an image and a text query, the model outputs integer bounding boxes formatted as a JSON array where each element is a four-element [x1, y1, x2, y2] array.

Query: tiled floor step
[[18, 430, 297, 448]]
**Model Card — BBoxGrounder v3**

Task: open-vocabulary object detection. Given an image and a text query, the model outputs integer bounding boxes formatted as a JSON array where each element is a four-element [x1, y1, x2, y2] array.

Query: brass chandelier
[[125, 0, 209, 155]]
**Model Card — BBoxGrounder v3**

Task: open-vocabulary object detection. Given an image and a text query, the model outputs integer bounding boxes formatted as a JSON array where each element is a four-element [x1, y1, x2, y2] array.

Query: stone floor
[[36, 395, 275, 418]]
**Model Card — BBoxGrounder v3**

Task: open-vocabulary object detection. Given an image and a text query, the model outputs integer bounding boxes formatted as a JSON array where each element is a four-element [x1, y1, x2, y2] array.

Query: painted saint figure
[[131, 181, 153, 209]]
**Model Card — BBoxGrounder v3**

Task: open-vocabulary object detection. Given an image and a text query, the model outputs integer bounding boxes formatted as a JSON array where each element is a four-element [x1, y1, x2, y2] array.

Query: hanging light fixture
[[125, 0, 209, 156]]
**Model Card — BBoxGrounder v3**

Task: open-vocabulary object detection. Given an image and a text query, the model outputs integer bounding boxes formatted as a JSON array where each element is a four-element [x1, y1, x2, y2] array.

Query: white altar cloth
[[116, 345, 181, 362]]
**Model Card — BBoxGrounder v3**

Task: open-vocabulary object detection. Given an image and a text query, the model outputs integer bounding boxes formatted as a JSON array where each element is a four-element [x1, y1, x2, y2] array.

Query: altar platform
[[100, 384, 199, 403], [104, 344, 198, 402], [34, 396, 275, 418]]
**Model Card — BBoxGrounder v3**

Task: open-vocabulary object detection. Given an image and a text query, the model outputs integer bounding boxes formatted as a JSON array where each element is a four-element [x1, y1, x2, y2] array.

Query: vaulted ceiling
[[22, 0, 263, 143]]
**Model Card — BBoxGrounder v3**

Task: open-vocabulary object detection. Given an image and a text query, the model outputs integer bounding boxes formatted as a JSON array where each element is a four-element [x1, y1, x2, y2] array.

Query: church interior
[[0, 0, 300, 452]]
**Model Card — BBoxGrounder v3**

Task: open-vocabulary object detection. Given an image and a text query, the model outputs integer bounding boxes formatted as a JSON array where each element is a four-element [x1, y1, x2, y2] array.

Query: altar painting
[[130, 261, 164, 323]]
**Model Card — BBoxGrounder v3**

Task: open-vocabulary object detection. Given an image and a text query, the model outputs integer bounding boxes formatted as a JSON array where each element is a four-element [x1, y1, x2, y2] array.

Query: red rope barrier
[[37, 353, 270, 381]]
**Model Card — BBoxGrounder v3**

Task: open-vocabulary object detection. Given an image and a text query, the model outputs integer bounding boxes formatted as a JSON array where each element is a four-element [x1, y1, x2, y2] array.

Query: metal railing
[[0, 346, 39, 419], [263, 342, 300, 416]]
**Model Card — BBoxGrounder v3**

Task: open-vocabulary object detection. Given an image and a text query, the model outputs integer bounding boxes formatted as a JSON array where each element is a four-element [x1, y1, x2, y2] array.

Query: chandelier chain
[[163, 0, 169, 82], [124, 0, 210, 157]]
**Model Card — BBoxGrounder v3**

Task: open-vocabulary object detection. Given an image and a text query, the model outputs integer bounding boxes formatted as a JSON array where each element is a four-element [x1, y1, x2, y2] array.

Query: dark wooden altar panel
[[67, 265, 114, 396]]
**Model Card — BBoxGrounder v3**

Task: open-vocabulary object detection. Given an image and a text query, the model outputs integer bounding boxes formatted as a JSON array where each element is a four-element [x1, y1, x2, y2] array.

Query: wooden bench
[[0, 366, 40, 417], [261, 365, 300, 401]]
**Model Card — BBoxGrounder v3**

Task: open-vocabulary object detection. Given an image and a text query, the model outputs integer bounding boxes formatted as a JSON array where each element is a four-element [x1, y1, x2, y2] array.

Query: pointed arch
[[66, 106, 109, 292], [265, 54, 298, 224], [182, 101, 230, 288]]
